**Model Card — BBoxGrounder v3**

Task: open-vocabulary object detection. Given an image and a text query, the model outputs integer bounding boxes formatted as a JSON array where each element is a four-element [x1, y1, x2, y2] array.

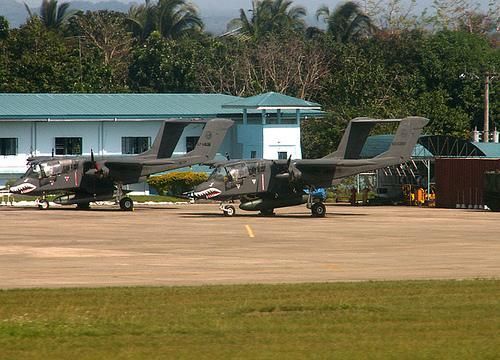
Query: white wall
[[0, 120, 303, 177], [263, 125, 302, 160], [0, 120, 207, 175], [236, 124, 264, 159], [0, 122, 32, 174]]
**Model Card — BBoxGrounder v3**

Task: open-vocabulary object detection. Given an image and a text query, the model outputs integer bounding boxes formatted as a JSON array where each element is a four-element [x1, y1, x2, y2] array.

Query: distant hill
[[0, 0, 342, 34], [0, 0, 133, 28], [0, 0, 27, 27], [1, 0, 488, 32]]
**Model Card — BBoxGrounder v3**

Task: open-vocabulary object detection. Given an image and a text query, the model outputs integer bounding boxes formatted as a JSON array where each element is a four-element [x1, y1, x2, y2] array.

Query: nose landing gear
[[37, 199, 50, 210], [220, 203, 235, 216]]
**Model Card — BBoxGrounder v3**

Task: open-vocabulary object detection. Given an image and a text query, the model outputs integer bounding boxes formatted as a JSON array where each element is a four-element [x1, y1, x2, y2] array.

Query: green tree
[[0, 15, 8, 40], [24, 0, 78, 30], [228, 0, 307, 40], [197, 35, 329, 99], [414, 31, 498, 131], [0, 19, 80, 92], [128, 32, 204, 92], [316, 1, 376, 43], [71, 10, 132, 91], [127, 0, 203, 41]]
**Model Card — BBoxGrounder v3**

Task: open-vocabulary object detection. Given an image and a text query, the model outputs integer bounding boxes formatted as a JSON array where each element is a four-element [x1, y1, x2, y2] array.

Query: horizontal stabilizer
[[140, 120, 190, 159], [324, 117, 428, 162]]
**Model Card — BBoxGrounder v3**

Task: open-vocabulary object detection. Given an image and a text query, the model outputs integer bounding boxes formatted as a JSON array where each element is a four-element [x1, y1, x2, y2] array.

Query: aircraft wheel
[[311, 202, 326, 217], [76, 202, 90, 210], [259, 209, 275, 216], [119, 197, 134, 211], [223, 205, 235, 216], [38, 200, 50, 210]]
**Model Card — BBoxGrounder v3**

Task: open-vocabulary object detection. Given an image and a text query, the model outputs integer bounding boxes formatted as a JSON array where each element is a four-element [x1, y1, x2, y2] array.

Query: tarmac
[[0, 203, 498, 288]]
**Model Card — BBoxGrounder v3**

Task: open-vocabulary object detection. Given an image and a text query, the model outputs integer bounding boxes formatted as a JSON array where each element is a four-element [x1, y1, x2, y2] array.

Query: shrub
[[147, 171, 208, 196]]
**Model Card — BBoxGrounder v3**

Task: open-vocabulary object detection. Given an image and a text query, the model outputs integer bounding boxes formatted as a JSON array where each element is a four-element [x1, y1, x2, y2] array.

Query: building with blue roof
[[0, 92, 323, 187]]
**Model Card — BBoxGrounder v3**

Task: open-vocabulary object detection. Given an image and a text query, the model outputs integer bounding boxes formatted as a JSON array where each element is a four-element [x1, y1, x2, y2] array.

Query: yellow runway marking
[[324, 264, 339, 270], [245, 225, 255, 238]]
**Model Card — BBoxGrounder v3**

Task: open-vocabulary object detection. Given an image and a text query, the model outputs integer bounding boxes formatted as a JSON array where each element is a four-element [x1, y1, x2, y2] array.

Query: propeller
[[287, 156, 302, 183], [276, 155, 302, 183], [86, 149, 109, 178]]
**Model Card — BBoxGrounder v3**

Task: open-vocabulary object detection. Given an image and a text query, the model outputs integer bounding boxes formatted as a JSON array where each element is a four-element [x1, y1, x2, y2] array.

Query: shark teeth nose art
[[193, 187, 222, 199], [10, 182, 37, 194]]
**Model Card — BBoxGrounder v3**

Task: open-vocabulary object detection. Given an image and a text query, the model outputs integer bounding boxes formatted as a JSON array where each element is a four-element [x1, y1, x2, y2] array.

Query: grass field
[[0, 280, 498, 359]]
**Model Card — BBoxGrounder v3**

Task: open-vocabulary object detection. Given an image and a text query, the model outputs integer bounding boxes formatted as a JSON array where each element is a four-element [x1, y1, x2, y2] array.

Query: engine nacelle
[[86, 164, 110, 178]]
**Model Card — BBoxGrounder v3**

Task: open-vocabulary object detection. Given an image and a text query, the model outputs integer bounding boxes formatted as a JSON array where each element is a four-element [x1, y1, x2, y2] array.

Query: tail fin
[[374, 116, 428, 163], [324, 116, 428, 162], [140, 121, 188, 159], [186, 118, 234, 162], [325, 117, 376, 159]]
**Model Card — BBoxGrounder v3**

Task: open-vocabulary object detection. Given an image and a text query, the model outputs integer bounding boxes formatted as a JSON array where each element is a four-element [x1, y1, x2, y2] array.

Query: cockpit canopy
[[23, 159, 79, 179], [208, 161, 261, 183]]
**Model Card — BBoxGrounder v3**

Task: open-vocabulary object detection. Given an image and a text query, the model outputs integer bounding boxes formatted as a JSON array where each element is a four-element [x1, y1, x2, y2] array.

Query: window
[[55, 137, 82, 155], [278, 151, 288, 160], [186, 136, 200, 152], [0, 138, 17, 155], [122, 137, 151, 155], [250, 150, 257, 159]]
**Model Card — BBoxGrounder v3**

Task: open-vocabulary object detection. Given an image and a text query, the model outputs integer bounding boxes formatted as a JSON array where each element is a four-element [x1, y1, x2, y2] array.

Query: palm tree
[[316, 1, 375, 43], [157, 0, 203, 39], [127, 0, 203, 41], [24, 0, 77, 30], [126, 0, 157, 41], [228, 0, 307, 40]]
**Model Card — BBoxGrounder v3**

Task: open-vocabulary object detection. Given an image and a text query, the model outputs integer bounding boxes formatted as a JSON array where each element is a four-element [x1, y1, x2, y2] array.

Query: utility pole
[[461, 71, 497, 143], [484, 73, 490, 142]]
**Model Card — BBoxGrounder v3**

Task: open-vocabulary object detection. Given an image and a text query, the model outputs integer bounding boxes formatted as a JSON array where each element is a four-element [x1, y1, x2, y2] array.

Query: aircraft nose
[[190, 184, 222, 199], [182, 190, 196, 199], [9, 181, 37, 194]]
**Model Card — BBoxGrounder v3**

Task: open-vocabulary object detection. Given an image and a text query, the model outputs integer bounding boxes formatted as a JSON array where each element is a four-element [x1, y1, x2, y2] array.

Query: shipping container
[[484, 171, 500, 211], [435, 158, 500, 208]]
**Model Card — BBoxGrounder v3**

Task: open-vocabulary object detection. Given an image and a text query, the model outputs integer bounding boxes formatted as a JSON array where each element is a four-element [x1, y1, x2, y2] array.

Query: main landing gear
[[259, 208, 275, 216], [119, 197, 134, 211], [306, 188, 326, 218], [310, 202, 326, 217], [116, 183, 134, 211]]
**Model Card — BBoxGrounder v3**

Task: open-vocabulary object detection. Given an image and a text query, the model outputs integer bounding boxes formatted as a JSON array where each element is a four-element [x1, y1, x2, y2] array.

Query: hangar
[[361, 134, 500, 208], [0, 92, 322, 187]]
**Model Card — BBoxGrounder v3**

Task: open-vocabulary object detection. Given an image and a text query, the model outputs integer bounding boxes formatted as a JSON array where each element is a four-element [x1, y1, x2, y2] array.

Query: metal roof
[[0, 93, 241, 120], [361, 135, 500, 159], [471, 142, 500, 158], [222, 91, 321, 110], [360, 135, 433, 158], [0, 93, 324, 120]]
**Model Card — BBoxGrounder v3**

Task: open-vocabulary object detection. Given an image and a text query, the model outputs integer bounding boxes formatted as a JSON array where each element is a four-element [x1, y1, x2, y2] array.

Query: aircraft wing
[[293, 159, 378, 168]]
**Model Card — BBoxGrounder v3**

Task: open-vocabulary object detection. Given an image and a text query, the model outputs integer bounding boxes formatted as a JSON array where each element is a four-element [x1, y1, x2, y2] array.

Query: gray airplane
[[10, 118, 233, 210], [190, 117, 428, 217]]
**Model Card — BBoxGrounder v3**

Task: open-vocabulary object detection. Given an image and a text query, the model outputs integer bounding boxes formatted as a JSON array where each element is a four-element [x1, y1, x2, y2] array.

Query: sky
[[19, 0, 443, 11], [10, 0, 493, 33]]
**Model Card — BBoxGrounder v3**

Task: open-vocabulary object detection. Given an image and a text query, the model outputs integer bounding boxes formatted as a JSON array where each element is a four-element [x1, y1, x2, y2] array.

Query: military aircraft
[[190, 116, 428, 217], [9, 118, 233, 210]]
